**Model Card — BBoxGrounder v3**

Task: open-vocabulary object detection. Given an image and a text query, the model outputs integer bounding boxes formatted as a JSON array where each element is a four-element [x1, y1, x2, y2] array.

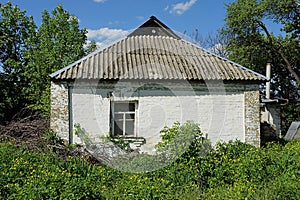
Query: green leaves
[[200, 139, 300, 199], [1, 138, 300, 199], [223, 0, 300, 133], [156, 121, 211, 163], [23, 4, 88, 112], [0, 2, 95, 120], [0, 2, 36, 122]]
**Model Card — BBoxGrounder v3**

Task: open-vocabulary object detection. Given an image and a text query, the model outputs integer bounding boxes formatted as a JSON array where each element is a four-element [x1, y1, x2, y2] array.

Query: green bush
[[109, 121, 211, 173], [156, 120, 211, 163]]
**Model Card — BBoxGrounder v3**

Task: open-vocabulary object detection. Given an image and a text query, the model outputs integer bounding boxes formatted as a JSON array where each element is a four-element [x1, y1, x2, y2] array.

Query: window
[[111, 101, 137, 137]]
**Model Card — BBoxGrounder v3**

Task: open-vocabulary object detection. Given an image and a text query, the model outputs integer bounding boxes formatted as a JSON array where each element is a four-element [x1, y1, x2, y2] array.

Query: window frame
[[111, 101, 138, 137]]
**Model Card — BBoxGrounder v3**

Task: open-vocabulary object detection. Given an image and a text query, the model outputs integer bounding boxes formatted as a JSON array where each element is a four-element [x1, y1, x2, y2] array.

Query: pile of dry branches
[[0, 108, 101, 164], [0, 108, 50, 148]]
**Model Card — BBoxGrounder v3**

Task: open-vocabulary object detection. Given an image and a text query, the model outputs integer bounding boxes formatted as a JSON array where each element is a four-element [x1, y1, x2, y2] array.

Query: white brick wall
[[136, 93, 245, 153], [72, 87, 111, 143], [66, 80, 250, 153]]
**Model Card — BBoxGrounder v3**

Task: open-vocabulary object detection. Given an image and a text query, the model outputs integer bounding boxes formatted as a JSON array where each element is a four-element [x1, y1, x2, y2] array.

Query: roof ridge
[[127, 16, 180, 39]]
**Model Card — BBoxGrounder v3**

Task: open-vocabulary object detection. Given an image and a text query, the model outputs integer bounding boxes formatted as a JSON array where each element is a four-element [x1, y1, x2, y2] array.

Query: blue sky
[[5, 0, 235, 45]]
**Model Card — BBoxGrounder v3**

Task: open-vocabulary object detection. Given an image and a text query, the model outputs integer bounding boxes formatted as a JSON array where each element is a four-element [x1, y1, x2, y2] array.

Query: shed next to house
[[50, 16, 266, 153]]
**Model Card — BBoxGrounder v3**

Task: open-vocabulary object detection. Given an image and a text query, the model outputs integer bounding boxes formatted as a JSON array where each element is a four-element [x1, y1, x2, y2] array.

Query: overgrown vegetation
[[0, 121, 299, 199], [0, 140, 299, 199], [106, 121, 210, 173]]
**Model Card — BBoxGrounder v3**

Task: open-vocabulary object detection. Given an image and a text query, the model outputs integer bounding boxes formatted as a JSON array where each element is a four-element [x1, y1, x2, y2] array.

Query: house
[[50, 16, 267, 153]]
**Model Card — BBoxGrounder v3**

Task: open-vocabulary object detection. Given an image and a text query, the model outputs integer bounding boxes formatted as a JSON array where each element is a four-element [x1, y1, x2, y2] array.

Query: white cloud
[[93, 0, 106, 3], [87, 28, 129, 48], [84, 40, 103, 49], [136, 16, 145, 21], [169, 0, 197, 15]]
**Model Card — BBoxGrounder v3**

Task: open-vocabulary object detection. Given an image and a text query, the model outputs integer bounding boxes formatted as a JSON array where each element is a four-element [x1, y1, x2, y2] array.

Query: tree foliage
[[0, 2, 95, 123], [23, 4, 88, 112], [222, 0, 300, 132], [0, 2, 36, 121]]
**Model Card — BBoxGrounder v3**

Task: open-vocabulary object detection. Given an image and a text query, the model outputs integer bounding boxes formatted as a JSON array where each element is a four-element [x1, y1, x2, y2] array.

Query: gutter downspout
[[266, 63, 271, 99], [68, 83, 73, 145]]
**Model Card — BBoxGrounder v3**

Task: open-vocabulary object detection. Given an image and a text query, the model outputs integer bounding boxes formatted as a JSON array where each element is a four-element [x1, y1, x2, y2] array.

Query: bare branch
[[257, 20, 300, 85]]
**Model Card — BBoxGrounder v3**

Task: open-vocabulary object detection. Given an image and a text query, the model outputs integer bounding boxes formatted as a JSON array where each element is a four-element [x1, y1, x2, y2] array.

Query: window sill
[[112, 136, 146, 146]]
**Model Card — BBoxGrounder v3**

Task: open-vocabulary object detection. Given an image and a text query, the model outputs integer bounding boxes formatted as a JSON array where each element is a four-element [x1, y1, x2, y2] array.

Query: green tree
[[222, 0, 300, 132], [85, 40, 97, 55], [0, 2, 36, 122], [23, 4, 88, 112]]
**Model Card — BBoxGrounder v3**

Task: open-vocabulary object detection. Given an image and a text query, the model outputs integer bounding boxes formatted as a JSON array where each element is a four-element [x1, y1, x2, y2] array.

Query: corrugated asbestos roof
[[50, 17, 266, 81]]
